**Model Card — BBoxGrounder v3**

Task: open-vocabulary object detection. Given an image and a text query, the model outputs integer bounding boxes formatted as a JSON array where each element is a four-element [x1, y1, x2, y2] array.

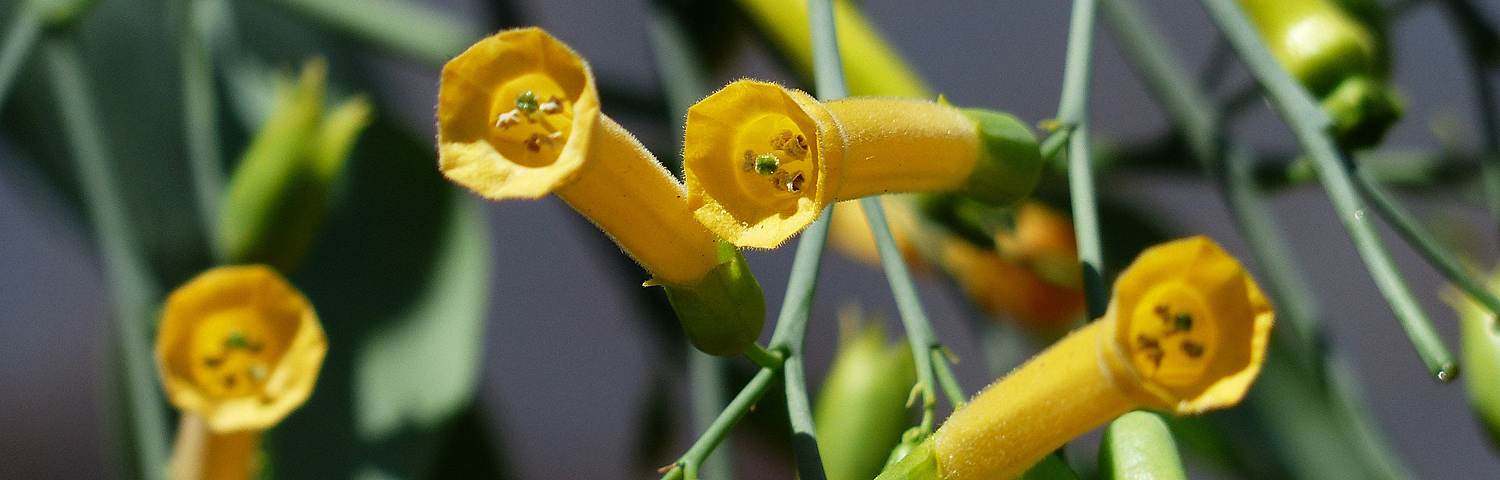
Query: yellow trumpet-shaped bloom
[[685, 80, 1042, 249], [156, 265, 326, 480], [877, 236, 1273, 480], [437, 28, 765, 356]]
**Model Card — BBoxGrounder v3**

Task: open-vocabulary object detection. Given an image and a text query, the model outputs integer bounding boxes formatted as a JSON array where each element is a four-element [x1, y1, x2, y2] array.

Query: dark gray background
[[4, 0, 1500, 478]]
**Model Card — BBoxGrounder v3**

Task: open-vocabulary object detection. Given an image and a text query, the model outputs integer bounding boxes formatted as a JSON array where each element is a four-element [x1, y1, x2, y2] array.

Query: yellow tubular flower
[[156, 265, 326, 480], [437, 28, 765, 356], [877, 236, 1273, 480], [685, 80, 1042, 249], [734, 0, 929, 98]]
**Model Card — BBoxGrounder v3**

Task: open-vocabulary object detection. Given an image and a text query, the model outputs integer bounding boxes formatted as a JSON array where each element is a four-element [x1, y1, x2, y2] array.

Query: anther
[[771, 130, 808, 158], [1182, 341, 1205, 358], [539, 96, 565, 115], [786, 172, 805, 193], [742, 150, 757, 172], [515, 91, 540, 114], [496, 111, 521, 129]]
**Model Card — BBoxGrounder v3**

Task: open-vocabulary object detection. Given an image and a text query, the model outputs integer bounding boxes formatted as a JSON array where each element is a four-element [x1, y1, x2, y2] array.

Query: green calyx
[[1321, 76, 1404, 149], [959, 108, 1043, 207], [218, 59, 372, 273], [654, 241, 766, 357], [874, 437, 939, 480]]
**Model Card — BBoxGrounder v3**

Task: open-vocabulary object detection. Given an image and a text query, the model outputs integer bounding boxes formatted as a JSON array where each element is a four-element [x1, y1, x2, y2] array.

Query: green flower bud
[[959, 108, 1043, 207], [1445, 270, 1500, 450], [1321, 76, 1404, 149], [1237, 0, 1402, 147], [815, 316, 917, 480], [1099, 411, 1189, 480], [218, 60, 372, 272], [655, 241, 766, 357]]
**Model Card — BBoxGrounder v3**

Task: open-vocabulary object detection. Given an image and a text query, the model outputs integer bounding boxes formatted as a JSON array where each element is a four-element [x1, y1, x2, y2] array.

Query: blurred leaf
[[1020, 453, 1080, 480], [423, 401, 509, 480], [266, 117, 491, 479]]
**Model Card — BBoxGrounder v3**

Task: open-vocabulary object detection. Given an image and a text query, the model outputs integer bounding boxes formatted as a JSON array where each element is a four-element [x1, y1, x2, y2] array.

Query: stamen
[[515, 91, 540, 114], [785, 172, 805, 193], [742, 150, 757, 172], [496, 110, 521, 129], [1182, 341, 1205, 358], [525, 134, 556, 152], [770, 130, 808, 158], [539, 96, 565, 114]]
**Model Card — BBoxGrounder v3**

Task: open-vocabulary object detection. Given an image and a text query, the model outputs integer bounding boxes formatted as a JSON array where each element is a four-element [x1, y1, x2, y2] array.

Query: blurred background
[[4, 0, 1500, 478]]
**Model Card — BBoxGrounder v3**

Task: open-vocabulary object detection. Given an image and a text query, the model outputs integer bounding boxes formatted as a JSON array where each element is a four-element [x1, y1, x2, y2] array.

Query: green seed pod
[[959, 108, 1044, 208], [1445, 271, 1500, 450], [218, 60, 372, 273], [656, 241, 766, 357], [815, 316, 918, 480], [1236, 0, 1400, 148], [1099, 411, 1189, 480]]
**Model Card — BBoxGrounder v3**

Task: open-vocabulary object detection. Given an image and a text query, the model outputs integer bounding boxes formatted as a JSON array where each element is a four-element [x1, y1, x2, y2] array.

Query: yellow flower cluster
[[156, 265, 327, 480], [878, 236, 1274, 480]]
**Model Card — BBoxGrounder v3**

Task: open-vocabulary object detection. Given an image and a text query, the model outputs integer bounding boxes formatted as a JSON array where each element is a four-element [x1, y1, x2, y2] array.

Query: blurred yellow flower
[[156, 265, 326, 480], [436, 28, 764, 356], [685, 80, 1041, 249], [157, 265, 326, 432], [878, 236, 1273, 480], [830, 199, 1085, 333]]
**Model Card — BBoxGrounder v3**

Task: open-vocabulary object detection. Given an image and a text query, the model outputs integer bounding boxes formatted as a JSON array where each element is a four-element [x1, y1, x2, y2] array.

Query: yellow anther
[[771, 129, 808, 158]]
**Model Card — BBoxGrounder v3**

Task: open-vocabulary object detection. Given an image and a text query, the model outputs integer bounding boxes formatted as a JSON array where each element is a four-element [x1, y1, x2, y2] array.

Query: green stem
[[256, 0, 480, 66], [0, 9, 41, 113], [43, 36, 170, 480], [1039, 125, 1075, 164], [644, 0, 710, 176], [1353, 166, 1500, 317], [1058, 0, 1108, 320], [176, 0, 227, 259], [1102, 1, 1415, 478], [660, 366, 780, 480], [687, 349, 734, 480], [1198, 0, 1457, 381], [859, 197, 965, 432], [1439, 0, 1500, 241], [1099, 0, 1323, 367]]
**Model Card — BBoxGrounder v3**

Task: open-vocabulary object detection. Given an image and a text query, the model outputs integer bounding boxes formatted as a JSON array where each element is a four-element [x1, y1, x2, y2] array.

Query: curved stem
[[44, 36, 171, 480], [1353, 166, 1500, 317], [176, 0, 227, 259], [1198, 0, 1457, 381], [1059, 0, 1108, 320], [1439, 0, 1500, 241]]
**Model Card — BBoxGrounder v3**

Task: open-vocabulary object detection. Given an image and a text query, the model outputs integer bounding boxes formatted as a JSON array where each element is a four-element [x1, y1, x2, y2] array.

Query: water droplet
[[1353, 209, 1365, 220], [1436, 364, 1459, 383]]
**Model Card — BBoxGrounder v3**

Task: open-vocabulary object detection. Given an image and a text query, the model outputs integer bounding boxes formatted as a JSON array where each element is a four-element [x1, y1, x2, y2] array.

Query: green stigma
[[515, 91, 540, 114], [754, 153, 781, 176]]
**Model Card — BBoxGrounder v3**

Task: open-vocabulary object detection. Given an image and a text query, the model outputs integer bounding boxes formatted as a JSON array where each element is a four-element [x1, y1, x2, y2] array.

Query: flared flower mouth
[[156, 265, 327, 432], [437, 27, 603, 199], [1104, 236, 1274, 414], [685, 80, 844, 249]]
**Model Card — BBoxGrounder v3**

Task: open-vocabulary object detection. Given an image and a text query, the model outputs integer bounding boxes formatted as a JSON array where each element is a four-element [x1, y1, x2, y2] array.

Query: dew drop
[[1436, 364, 1459, 383]]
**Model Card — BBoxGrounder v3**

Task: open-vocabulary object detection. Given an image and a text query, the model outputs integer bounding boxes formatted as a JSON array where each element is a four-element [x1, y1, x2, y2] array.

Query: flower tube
[[437, 28, 765, 356], [877, 236, 1274, 480], [684, 80, 1042, 249], [156, 265, 327, 480]]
